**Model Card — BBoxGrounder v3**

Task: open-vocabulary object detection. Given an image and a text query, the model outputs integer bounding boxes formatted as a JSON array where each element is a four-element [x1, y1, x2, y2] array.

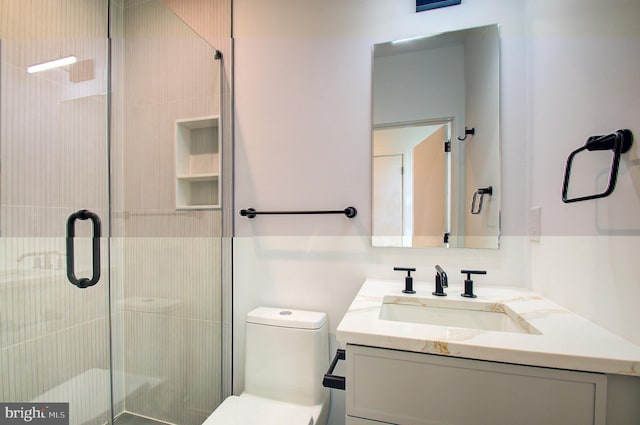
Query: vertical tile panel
[[111, 1, 226, 423]]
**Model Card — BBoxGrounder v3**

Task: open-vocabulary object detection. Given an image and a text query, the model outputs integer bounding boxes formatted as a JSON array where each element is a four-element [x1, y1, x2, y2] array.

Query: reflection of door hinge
[[443, 232, 450, 243], [445, 140, 451, 152]]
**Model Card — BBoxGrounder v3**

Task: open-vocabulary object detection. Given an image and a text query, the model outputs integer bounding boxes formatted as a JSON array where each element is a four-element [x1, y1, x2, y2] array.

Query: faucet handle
[[394, 267, 416, 294], [393, 267, 416, 273], [460, 269, 487, 298]]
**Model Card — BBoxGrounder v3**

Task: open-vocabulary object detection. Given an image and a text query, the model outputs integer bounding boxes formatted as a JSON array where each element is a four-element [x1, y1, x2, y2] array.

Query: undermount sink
[[379, 295, 540, 335]]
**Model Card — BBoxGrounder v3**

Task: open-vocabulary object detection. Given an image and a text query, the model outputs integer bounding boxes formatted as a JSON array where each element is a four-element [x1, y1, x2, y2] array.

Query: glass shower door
[[0, 1, 113, 424]]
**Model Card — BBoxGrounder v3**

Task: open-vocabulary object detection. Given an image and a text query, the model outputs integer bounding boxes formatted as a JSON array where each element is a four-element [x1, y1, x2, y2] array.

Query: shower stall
[[0, 1, 232, 424]]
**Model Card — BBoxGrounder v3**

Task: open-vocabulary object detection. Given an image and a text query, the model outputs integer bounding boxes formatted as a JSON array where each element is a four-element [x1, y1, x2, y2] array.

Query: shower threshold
[[115, 412, 174, 425]]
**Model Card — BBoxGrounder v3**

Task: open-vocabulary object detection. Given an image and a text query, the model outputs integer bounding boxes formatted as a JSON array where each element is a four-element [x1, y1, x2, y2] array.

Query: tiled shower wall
[[111, 0, 225, 424]]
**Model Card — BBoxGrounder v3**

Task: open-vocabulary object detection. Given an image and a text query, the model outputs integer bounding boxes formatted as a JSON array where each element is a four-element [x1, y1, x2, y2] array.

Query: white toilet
[[204, 307, 330, 425]]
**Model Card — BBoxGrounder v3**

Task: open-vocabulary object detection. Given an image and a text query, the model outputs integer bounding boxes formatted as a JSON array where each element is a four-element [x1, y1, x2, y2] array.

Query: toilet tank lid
[[247, 307, 327, 330]]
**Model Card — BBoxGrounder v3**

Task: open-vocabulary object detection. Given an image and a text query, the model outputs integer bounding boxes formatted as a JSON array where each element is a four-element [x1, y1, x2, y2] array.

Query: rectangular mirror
[[372, 24, 500, 249]]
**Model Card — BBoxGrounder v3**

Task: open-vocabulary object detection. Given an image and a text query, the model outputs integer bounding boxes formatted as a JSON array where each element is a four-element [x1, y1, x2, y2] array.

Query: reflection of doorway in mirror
[[372, 120, 452, 247]]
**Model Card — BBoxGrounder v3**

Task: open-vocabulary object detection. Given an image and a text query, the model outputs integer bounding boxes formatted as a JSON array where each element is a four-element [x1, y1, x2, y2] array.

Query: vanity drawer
[[346, 344, 606, 425]]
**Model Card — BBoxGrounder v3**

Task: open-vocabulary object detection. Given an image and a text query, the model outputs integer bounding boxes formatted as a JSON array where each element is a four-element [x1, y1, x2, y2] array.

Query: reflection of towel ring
[[457, 127, 475, 141], [471, 186, 493, 215]]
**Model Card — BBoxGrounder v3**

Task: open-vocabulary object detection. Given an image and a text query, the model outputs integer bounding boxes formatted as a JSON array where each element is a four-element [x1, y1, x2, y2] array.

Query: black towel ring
[[562, 129, 633, 203]]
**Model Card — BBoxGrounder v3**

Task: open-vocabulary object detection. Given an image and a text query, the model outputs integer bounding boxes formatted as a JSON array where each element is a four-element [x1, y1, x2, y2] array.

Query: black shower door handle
[[66, 210, 101, 288]]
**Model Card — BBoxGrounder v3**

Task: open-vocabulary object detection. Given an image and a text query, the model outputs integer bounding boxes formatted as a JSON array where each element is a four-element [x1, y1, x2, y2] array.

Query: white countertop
[[336, 279, 640, 376]]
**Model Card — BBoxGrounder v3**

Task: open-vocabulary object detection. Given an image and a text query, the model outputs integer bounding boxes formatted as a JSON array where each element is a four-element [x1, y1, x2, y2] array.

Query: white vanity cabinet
[[345, 344, 607, 425]]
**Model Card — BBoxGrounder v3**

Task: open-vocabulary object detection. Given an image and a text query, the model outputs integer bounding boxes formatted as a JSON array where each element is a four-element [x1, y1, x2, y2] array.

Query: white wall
[[233, 1, 529, 423], [234, 0, 528, 239], [526, 0, 640, 347], [234, 0, 640, 423]]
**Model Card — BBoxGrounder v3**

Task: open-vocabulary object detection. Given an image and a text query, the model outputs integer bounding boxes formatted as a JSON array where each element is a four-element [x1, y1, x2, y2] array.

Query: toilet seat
[[203, 394, 319, 425]]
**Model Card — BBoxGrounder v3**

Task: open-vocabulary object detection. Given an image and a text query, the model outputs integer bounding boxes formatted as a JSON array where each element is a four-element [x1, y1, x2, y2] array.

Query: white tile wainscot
[[337, 279, 640, 425]]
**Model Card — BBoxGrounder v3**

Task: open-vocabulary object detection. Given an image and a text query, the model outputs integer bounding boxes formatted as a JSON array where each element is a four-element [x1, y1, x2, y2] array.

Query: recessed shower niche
[[175, 116, 221, 209]]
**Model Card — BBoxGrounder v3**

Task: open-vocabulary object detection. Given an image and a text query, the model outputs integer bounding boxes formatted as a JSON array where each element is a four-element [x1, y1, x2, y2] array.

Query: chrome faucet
[[432, 265, 448, 296]]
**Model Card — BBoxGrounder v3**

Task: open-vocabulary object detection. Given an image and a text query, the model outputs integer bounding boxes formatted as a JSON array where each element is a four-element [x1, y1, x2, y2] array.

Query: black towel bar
[[239, 207, 357, 219], [322, 349, 346, 390]]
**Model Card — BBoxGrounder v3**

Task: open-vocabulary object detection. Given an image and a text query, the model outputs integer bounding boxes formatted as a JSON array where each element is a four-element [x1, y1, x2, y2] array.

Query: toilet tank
[[244, 307, 329, 405]]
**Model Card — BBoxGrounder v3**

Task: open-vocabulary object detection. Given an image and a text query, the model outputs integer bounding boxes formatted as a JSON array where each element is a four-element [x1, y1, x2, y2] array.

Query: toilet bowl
[[204, 307, 330, 425]]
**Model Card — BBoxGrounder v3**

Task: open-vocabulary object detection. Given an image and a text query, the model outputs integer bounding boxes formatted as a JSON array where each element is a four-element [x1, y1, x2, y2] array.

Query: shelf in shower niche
[[176, 173, 219, 181], [175, 116, 221, 209]]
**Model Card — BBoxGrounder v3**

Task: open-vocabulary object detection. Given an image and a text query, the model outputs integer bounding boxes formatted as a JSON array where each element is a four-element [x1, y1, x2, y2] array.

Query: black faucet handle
[[394, 267, 416, 294], [394, 267, 416, 274], [460, 269, 487, 298], [461, 269, 487, 278]]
